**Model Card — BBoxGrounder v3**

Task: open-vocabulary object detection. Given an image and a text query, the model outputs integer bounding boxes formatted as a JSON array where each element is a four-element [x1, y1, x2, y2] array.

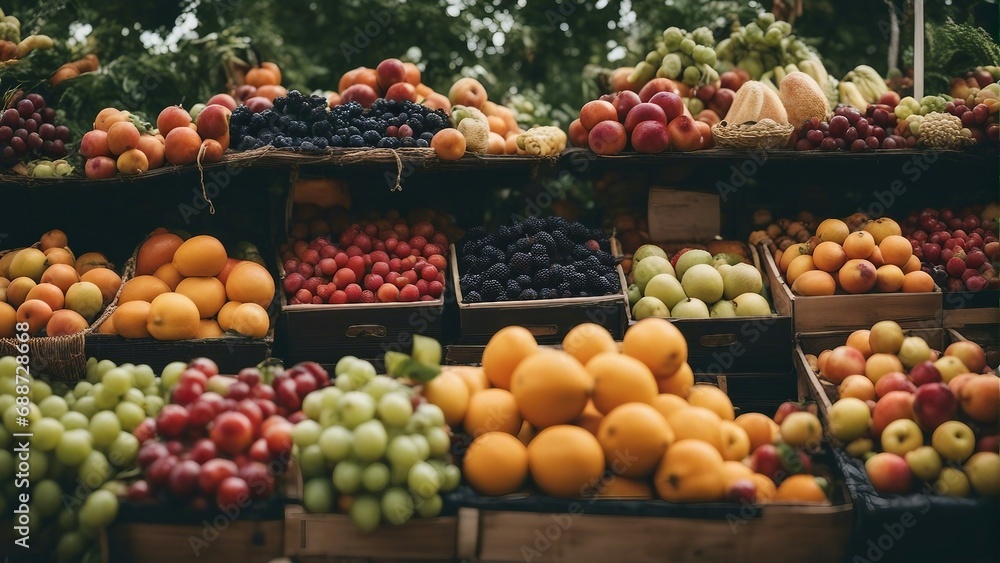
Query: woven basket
[[711, 121, 794, 150], [0, 243, 121, 381]]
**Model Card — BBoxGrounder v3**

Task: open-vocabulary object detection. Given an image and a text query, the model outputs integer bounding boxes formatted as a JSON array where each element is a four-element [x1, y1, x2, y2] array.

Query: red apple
[[912, 383, 957, 431], [376, 58, 407, 91], [908, 361, 943, 387], [710, 88, 736, 117], [612, 90, 641, 122], [773, 401, 805, 425], [216, 476, 251, 510], [865, 452, 913, 494], [665, 115, 703, 151], [623, 103, 666, 134], [638, 78, 679, 102], [588, 120, 627, 155], [822, 346, 867, 384], [210, 411, 254, 455], [750, 443, 782, 482], [648, 91, 686, 123], [630, 120, 670, 153], [580, 100, 618, 130], [874, 372, 916, 398], [976, 435, 1000, 453], [568, 119, 589, 146], [871, 391, 916, 437], [720, 71, 744, 92], [726, 479, 758, 503], [206, 93, 238, 111]]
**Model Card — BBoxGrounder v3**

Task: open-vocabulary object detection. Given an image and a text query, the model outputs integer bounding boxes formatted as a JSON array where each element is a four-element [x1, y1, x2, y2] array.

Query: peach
[[838, 374, 877, 401], [206, 93, 238, 111], [580, 100, 618, 130], [255, 85, 287, 102], [94, 108, 128, 132], [843, 231, 876, 260], [80, 268, 122, 305], [422, 93, 451, 112], [568, 119, 589, 147], [638, 78, 680, 102], [164, 127, 202, 166], [955, 374, 999, 423], [40, 264, 79, 294], [817, 350, 831, 373], [694, 121, 713, 148], [487, 115, 508, 136], [384, 82, 417, 103], [17, 299, 53, 335], [39, 229, 68, 252], [6, 277, 35, 308], [136, 135, 165, 169], [46, 309, 89, 336], [448, 77, 488, 109], [196, 104, 231, 141], [879, 235, 913, 268], [875, 265, 904, 293], [866, 353, 905, 383], [487, 132, 506, 154], [416, 83, 436, 100], [376, 58, 407, 90], [720, 421, 751, 461], [696, 109, 722, 126], [117, 149, 149, 176], [822, 345, 867, 384], [812, 241, 848, 272], [734, 412, 778, 453], [587, 120, 627, 155], [245, 67, 279, 88], [107, 121, 140, 156], [839, 259, 877, 293], [85, 156, 117, 179], [75, 252, 112, 275], [200, 139, 224, 164], [846, 330, 873, 357], [338, 68, 364, 92], [608, 91, 639, 122], [261, 62, 282, 84], [0, 302, 14, 338], [43, 248, 75, 267], [648, 91, 685, 123], [156, 106, 192, 136], [25, 283, 64, 311], [901, 271, 935, 293], [902, 254, 921, 273], [403, 62, 421, 85], [630, 120, 670, 153], [431, 128, 466, 161], [666, 115, 703, 152], [623, 103, 667, 134], [340, 84, 378, 108], [79, 129, 112, 159]]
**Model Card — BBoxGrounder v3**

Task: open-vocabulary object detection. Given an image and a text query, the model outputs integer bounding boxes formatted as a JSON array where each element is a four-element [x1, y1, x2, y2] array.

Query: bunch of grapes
[[794, 105, 910, 152], [0, 93, 70, 167], [230, 90, 451, 152], [943, 99, 998, 145], [0, 356, 164, 562], [631, 25, 718, 88], [294, 351, 460, 532]]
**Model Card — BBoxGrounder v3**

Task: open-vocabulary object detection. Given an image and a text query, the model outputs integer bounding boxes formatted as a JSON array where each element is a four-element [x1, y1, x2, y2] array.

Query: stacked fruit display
[[280, 219, 450, 305], [102, 231, 274, 340], [459, 321, 831, 504], [775, 216, 937, 296], [793, 105, 910, 152], [0, 93, 71, 167], [295, 340, 461, 531], [809, 321, 1000, 498], [206, 60, 287, 112], [902, 205, 999, 292], [0, 229, 121, 337], [0, 356, 164, 562], [0, 8, 53, 63], [457, 218, 619, 302], [81, 103, 230, 179], [626, 244, 770, 319]]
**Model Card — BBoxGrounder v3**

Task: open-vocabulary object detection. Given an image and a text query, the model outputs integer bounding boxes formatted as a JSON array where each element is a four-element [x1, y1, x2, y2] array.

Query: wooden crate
[[103, 520, 283, 563], [450, 245, 628, 345], [761, 244, 942, 333], [941, 289, 999, 329]]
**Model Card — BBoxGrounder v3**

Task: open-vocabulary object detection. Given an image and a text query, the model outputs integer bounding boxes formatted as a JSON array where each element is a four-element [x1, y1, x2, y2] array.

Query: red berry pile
[[903, 207, 999, 292], [794, 105, 909, 152], [943, 100, 998, 145]]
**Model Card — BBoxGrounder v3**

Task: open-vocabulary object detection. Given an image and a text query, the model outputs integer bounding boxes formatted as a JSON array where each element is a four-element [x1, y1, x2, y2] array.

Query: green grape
[[319, 409, 341, 429], [132, 364, 156, 389], [30, 379, 52, 402], [678, 38, 696, 55], [85, 357, 98, 379], [57, 507, 78, 531], [78, 451, 111, 488], [692, 45, 717, 66], [56, 530, 89, 561], [318, 426, 353, 462], [73, 396, 98, 418], [100, 480, 128, 498], [297, 444, 327, 479], [122, 388, 145, 405], [416, 404, 445, 428], [318, 386, 344, 412], [347, 360, 377, 387], [390, 463, 409, 486], [144, 395, 164, 417], [303, 477, 335, 513], [411, 335, 442, 367], [5, 402, 40, 433], [32, 417, 64, 451], [381, 487, 414, 525], [102, 368, 132, 397], [73, 381, 94, 398], [0, 375, 15, 397], [691, 26, 715, 47], [60, 411, 89, 431], [682, 65, 702, 86], [143, 384, 159, 397], [387, 436, 420, 472], [335, 373, 355, 392], [39, 395, 69, 419], [763, 27, 783, 47], [407, 461, 441, 499], [353, 420, 388, 462], [107, 432, 139, 467], [302, 392, 323, 421], [332, 460, 363, 494], [410, 434, 430, 462], [440, 464, 461, 492], [65, 394, 75, 408], [363, 375, 401, 401], [292, 419, 323, 448], [338, 392, 376, 429], [0, 394, 14, 413], [660, 53, 683, 79], [349, 495, 381, 533], [93, 359, 117, 382], [425, 427, 450, 457], [56, 428, 92, 465], [28, 450, 48, 480], [335, 355, 359, 376], [362, 462, 390, 492], [0, 355, 17, 379], [78, 489, 119, 531], [159, 361, 186, 392], [115, 402, 145, 432], [88, 411, 121, 449], [0, 449, 13, 481], [0, 424, 10, 449], [662, 27, 684, 50], [33, 479, 63, 518], [416, 494, 443, 518], [377, 393, 413, 427]]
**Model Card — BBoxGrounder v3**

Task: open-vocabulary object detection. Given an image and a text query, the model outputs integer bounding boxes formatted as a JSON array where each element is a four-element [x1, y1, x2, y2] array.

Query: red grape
[[16, 99, 33, 117], [882, 137, 898, 149], [26, 132, 42, 150], [25, 93, 44, 110], [0, 126, 11, 142], [820, 137, 838, 151], [38, 123, 55, 140], [960, 111, 976, 128], [865, 136, 880, 149], [1, 108, 19, 127], [806, 129, 823, 144], [40, 107, 56, 123], [844, 127, 859, 143], [850, 139, 868, 152]]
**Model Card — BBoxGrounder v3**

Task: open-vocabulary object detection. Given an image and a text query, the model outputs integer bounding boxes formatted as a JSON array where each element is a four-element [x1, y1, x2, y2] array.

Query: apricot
[[136, 135, 165, 169], [261, 62, 282, 84], [879, 235, 913, 268], [431, 128, 466, 161], [17, 299, 53, 336], [843, 231, 876, 260], [791, 270, 837, 296], [195, 104, 231, 141], [902, 254, 921, 273], [200, 139, 224, 164], [79, 130, 111, 159], [216, 300, 241, 331], [579, 100, 617, 130], [46, 309, 89, 337], [779, 243, 810, 273], [40, 264, 79, 294], [402, 62, 421, 85], [39, 229, 68, 251], [0, 302, 15, 337], [838, 259, 878, 294], [422, 92, 451, 112], [338, 67, 364, 93], [164, 127, 203, 165], [94, 108, 128, 132], [156, 106, 192, 137], [487, 132, 506, 154], [255, 85, 287, 102], [116, 149, 149, 176], [448, 77, 488, 109], [786, 255, 816, 284], [107, 121, 140, 155], [846, 330, 873, 357], [245, 67, 279, 88], [812, 241, 847, 272], [568, 118, 589, 147], [657, 362, 694, 397], [25, 283, 64, 311], [43, 248, 75, 267], [901, 270, 935, 293], [875, 265, 904, 293], [176, 277, 227, 318]]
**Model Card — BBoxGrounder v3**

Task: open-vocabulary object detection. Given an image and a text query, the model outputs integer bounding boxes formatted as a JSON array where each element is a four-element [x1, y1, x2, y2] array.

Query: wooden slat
[[647, 188, 721, 243], [104, 520, 283, 563]]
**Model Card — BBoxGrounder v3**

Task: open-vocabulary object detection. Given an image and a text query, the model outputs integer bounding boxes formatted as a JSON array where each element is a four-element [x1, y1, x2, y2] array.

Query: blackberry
[[590, 276, 615, 295], [415, 138, 429, 148], [482, 246, 506, 264], [347, 126, 362, 137], [524, 216, 545, 234], [485, 263, 510, 281], [377, 137, 401, 148], [271, 97, 287, 112], [604, 272, 621, 290], [313, 137, 329, 149], [544, 216, 567, 230], [534, 269, 552, 288], [540, 288, 558, 300], [558, 284, 573, 298], [571, 245, 591, 260], [237, 137, 258, 151], [329, 135, 345, 147], [518, 289, 538, 300], [419, 132, 435, 142], [336, 127, 350, 138], [465, 291, 482, 303], [581, 255, 602, 270], [460, 255, 478, 273], [534, 231, 556, 250], [273, 136, 291, 148], [400, 136, 416, 147], [494, 293, 509, 302], [547, 267, 564, 285], [586, 270, 604, 289], [516, 275, 533, 288], [553, 230, 574, 252], [250, 113, 266, 130], [278, 115, 293, 129], [568, 272, 587, 291], [310, 120, 331, 136], [510, 252, 531, 275], [300, 141, 318, 151], [515, 238, 533, 253], [480, 280, 503, 300], [596, 251, 616, 267], [531, 253, 550, 271], [287, 90, 304, 101], [425, 113, 446, 130], [497, 225, 515, 243], [348, 135, 366, 147], [231, 105, 252, 125], [460, 274, 481, 292], [530, 243, 547, 256], [510, 222, 525, 237], [309, 107, 328, 122], [362, 130, 382, 145], [567, 222, 589, 240], [465, 226, 488, 241], [506, 279, 522, 298]]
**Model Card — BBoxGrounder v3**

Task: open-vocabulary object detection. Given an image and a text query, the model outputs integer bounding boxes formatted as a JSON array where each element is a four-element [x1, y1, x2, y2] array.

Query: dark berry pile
[[459, 217, 619, 302], [230, 91, 451, 152], [0, 93, 70, 166]]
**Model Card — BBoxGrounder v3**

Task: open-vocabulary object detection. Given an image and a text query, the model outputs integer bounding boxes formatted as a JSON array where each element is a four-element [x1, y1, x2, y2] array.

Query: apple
[[866, 353, 905, 383], [773, 401, 805, 425], [726, 479, 757, 503], [964, 452, 1000, 496], [340, 84, 378, 108], [874, 372, 916, 398], [865, 452, 912, 494], [846, 438, 874, 458], [898, 336, 932, 368], [648, 91, 686, 122], [623, 103, 667, 134], [822, 346, 867, 384], [588, 120, 627, 155], [612, 90, 641, 122], [210, 411, 254, 455], [750, 443, 782, 481], [931, 420, 976, 463], [908, 361, 942, 387], [904, 446, 942, 481], [827, 397, 871, 442], [637, 78, 679, 102], [868, 320, 904, 355], [376, 58, 407, 90], [216, 476, 251, 510], [568, 119, 589, 146], [838, 375, 876, 401], [630, 120, 671, 153], [954, 374, 1000, 424], [870, 391, 915, 437], [912, 383, 956, 431], [933, 356, 968, 383], [944, 341, 987, 374], [665, 115, 703, 152], [933, 467, 970, 497], [880, 419, 923, 456], [206, 93, 238, 111], [976, 435, 1000, 454], [779, 412, 822, 448], [579, 100, 617, 130]]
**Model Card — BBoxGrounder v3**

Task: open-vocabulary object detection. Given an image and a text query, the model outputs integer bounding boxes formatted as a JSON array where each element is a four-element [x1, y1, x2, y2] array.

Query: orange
[[597, 403, 674, 479], [843, 231, 876, 260], [786, 255, 815, 284], [574, 400, 604, 436], [443, 366, 489, 397], [588, 353, 657, 414], [812, 241, 847, 273], [111, 301, 152, 338], [656, 362, 694, 397], [734, 412, 777, 453], [666, 406, 724, 454], [687, 385, 735, 421], [482, 326, 538, 390], [650, 393, 689, 421], [153, 263, 184, 291], [147, 292, 200, 340], [721, 460, 755, 487], [878, 235, 913, 268], [172, 235, 227, 277], [901, 270, 935, 293], [779, 243, 810, 273], [622, 318, 688, 379], [528, 425, 605, 498], [510, 350, 592, 428], [654, 439, 726, 502], [838, 259, 878, 294], [196, 319, 224, 338], [596, 477, 653, 499], [80, 268, 122, 305], [875, 265, 904, 293], [422, 371, 470, 427], [217, 301, 242, 331], [230, 303, 270, 339], [791, 270, 837, 296], [845, 330, 873, 357], [774, 474, 828, 503], [561, 323, 618, 366], [225, 261, 275, 308], [176, 276, 227, 318], [816, 218, 850, 245], [97, 315, 116, 335], [463, 432, 528, 496], [136, 232, 184, 276], [464, 388, 521, 437], [119, 276, 170, 304]]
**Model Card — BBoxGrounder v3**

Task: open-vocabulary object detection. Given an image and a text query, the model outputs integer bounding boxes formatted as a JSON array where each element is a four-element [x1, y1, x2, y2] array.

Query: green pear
[[633, 296, 669, 320], [672, 298, 710, 318], [644, 274, 687, 309]]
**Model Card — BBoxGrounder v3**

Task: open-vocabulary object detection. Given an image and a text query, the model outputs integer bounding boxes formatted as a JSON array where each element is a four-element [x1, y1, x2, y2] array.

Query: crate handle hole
[[346, 325, 388, 338], [523, 325, 559, 336], [699, 334, 738, 347]]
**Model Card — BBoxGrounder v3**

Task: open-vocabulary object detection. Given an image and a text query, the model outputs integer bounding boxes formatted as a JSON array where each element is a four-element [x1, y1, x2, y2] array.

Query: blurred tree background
[[2, 0, 997, 136]]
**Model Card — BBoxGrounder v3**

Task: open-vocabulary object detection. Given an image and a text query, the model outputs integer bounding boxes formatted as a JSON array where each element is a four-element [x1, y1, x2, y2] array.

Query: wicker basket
[[712, 120, 794, 150]]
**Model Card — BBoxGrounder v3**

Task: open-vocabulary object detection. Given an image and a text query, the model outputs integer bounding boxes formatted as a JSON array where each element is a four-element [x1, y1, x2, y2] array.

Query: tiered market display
[[0, 5, 998, 563]]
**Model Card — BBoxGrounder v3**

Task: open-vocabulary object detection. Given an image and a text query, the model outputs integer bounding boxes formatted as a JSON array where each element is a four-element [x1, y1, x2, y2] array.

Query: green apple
[[933, 467, 970, 497], [633, 256, 674, 293], [671, 297, 709, 318], [905, 446, 942, 482], [881, 419, 924, 456], [733, 292, 771, 316], [898, 336, 931, 369], [644, 274, 686, 310], [931, 420, 976, 463], [633, 244, 668, 263], [632, 296, 668, 320], [627, 284, 642, 308], [933, 356, 968, 383], [828, 397, 871, 442], [964, 452, 1000, 497]]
